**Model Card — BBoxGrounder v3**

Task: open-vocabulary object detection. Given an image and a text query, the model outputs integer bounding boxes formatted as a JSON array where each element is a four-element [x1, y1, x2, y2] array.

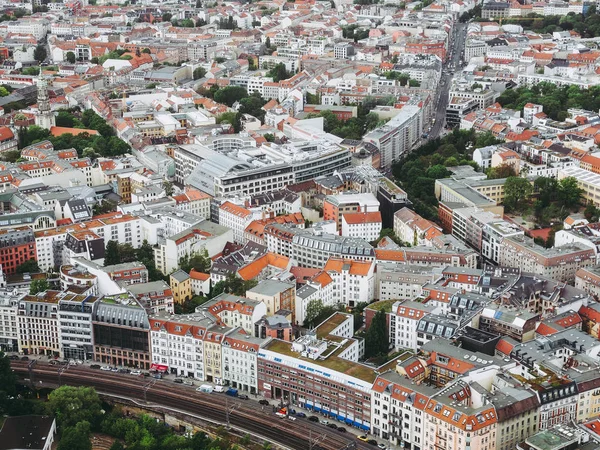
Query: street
[[428, 21, 469, 140]]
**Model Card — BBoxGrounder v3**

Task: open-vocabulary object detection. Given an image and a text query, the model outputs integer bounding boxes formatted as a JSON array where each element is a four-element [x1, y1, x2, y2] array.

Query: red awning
[[150, 363, 168, 373]]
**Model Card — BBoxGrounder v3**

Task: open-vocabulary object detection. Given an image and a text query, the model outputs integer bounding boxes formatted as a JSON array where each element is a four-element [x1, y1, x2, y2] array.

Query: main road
[[429, 21, 469, 140], [13, 361, 371, 450]]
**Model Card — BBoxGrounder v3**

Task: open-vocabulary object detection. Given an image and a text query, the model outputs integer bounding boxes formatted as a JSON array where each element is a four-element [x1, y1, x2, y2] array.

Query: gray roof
[[247, 279, 294, 297], [171, 269, 190, 283]]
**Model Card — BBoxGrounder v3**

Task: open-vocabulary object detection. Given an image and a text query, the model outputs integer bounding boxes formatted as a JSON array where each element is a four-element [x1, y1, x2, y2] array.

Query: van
[[197, 384, 213, 393], [213, 385, 225, 393]]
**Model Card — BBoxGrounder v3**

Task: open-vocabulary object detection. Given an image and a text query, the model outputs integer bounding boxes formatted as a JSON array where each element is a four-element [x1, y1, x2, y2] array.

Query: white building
[[58, 293, 98, 361], [341, 211, 382, 241]]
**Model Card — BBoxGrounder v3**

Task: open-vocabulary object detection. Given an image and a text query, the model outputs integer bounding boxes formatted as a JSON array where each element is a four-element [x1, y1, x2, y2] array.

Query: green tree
[[16, 259, 40, 273], [213, 86, 248, 107], [33, 45, 47, 63], [534, 176, 559, 206], [58, 421, 92, 450], [486, 163, 516, 179], [163, 180, 174, 196], [0, 86, 9, 97], [557, 176, 583, 208], [66, 51, 76, 63], [179, 250, 211, 273], [364, 310, 388, 359], [193, 67, 207, 80], [503, 176, 533, 212], [142, 48, 151, 54], [29, 278, 49, 295], [304, 299, 325, 328], [266, 63, 292, 82], [104, 240, 120, 266], [47, 386, 102, 429], [162, 12, 172, 21], [109, 442, 124, 450], [210, 275, 257, 298]]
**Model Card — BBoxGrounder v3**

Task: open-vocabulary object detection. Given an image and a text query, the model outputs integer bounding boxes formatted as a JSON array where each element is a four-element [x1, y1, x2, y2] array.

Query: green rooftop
[[367, 300, 396, 313], [316, 312, 349, 339], [265, 339, 377, 383]]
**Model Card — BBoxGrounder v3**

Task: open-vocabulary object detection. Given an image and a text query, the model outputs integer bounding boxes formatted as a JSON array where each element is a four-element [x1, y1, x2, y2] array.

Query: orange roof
[[374, 249, 405, 262], [342, 211, 382, 225], [0, 126, 14, 142], [237, 252, 290, 281], [553, 312, 582, 328], [579, 305, 600, 323], [536, 322, 559, 336], [312, 270, 333, 287], [323, 258, 373, 276], [495, 338, 514, 356], [50, 126, 100, 137], [220, 201, 251, 218], [189, 269, 210, 281]]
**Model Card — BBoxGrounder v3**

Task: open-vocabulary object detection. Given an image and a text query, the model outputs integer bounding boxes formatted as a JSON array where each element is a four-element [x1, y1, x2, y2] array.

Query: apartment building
[[499, 236, 595, 283], [0, 289, 21, 352], [126, 280, 175, 315], [323, 193, 380, 232], [388, 300, 435, 351], [377, 263, 441, 301], [363, 105, 422, 168], [0, 227, 37, 275], [92, 295, 151, 369], [575, 266, 600, 297], [222, 331, 265, 393], [17, 291, 61, 357], [149, 312, 215, 380], [479, 305, 539, 342], [246, 279, 295, 317], [219, 201, 254, 244], [341, 211, 382, 241], [200, 293, 267, 335], [258, 313, 373, 430], [58, 293, 99, 361]]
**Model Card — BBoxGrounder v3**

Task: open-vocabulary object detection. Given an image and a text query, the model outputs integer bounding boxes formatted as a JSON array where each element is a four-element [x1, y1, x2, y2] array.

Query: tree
[[304, 298, 324, 328], [503, 176, 533, 212], [210, 275, 257, 298], [213, 86, 248, 107], [486, 163, 516, 179], [163, 180, 174, 196], [142, 48, 151, 54], [57, 421, 92, 450], [33, 45, 47, 63], [16, 259, 40, 274], [46, 386, 102, 429], [179, 250, 211, 273], [66, 51, 76, 63], [104, 240, 120, 266], [557, 176, 583, 208], [109, 442, 124, 450], [585, 203, 600, 222], [266, 63, 292, 82], [364, 310, 388, 359], [162, 12, 172, 22], [534, 176, 558, 207], [29, 278, 49, 295], [193, 67, 207, 80]]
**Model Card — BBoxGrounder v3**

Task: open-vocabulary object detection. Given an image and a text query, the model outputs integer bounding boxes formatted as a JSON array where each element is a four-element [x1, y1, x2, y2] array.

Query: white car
[[130, 370, 142, 376], [100, 366, 111, 371]]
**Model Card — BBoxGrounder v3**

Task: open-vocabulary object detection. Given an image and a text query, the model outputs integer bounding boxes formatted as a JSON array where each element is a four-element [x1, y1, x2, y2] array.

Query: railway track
[[13, 361, 363, 450]]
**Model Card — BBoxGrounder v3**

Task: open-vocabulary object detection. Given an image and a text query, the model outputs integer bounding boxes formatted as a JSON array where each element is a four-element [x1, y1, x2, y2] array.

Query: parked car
[[197, 384, 213, 393], [100, 366, 111, 371], [337, 427, 346, 433], [130, 370, 142, 376], [9, 355, 19, 360], [327, 423, 338, 430], [173, 378, 183, 384], [238, 394, 249, 400], [49, 360, 59, 366], [183, 379, 194, 386], [20, 356, 28, 361], [358, 436, 369, 442], [76, 360, 83, 365], [377, 444, 387, 449], [259, 399, 270, 405], [111, 367, 119, 372], [151, 373, 162, 379], [319, 419, 329, 425], [295, 412, 306, 418], [90, 364, 101, 369], [119, 368, 130, 374], [367, 440, 378, 446], [288, 416, 296, 421], [308, 416, 320, 422], [275, 412, 286, 418], [68, 359, 76, 366]]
